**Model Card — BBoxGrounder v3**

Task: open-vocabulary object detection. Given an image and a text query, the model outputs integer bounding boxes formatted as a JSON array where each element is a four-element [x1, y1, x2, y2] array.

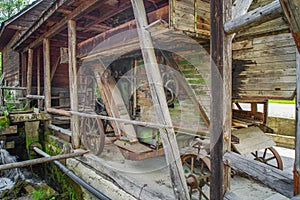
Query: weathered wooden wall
[[2, 33, 20, 86], [171, 0, 210, 38], [232, 33, 296, 99]]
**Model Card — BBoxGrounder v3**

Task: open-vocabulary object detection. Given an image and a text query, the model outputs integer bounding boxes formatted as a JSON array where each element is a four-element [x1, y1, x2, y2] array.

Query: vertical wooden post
[[68, 20, 80, 148], [130, 0, 190, 199], [210, 0, 224, 199], [43, 38, 51, 110], [37, 49, 41, 108], [223, 0, 233, 192], [21, 53, 27, 88], [27, 49, 33, 101], [294, 50, 300, 195]]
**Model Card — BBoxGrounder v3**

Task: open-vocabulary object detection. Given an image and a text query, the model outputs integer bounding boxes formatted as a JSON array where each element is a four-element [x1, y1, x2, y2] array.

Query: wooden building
[[0, 0, 299, 199]]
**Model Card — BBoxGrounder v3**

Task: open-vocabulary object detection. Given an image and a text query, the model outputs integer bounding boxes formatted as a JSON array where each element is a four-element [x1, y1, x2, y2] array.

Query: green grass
[[269, 99, 295, 104]]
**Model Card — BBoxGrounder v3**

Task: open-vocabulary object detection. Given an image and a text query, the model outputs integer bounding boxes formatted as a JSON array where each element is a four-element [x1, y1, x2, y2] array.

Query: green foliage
[[32, 188, 55, 200], [0, 0, 31, 22], [269, 99, 296, 104]]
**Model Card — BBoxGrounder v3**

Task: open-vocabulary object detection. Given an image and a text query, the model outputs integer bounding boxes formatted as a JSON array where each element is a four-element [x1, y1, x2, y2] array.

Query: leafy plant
[[32, 188, 55, 200]]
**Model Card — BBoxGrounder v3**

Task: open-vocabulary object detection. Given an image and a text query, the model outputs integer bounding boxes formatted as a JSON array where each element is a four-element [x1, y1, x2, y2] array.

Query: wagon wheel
[[80, 116, 105, 156], [181, 154, 211, 200], [251, 147, 283, 170]]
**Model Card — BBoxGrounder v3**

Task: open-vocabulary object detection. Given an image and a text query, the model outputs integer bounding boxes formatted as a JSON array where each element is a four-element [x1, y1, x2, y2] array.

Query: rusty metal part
[[251, 147, 283, 170], [181, 153, 211, 199], [80, 116, 105, 156]]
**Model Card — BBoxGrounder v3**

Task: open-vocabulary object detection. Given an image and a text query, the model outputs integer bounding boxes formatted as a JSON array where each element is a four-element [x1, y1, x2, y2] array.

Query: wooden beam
[[68, 20, 80, 149], [26, 95, 45, 100], [21, 53, 27, 87], [47, 107, 71, 117], [225, 151, 294, 198], [48, 123, 72, 136], [295, 50, 300, 195], [83, 1, 132, 29], [210, 0, 224, 198], [130, 0, 190, 199], [222, 0, 233, 193], [27, 49, 33, 97], [17, 0, 100, 52], [37, 48, 41, 108], [0, 150, 89, 171], [13, 0, 70, 51], [77, 5, 169, 58], [224, 0, 282, 34], [43, 38, 51, 110]]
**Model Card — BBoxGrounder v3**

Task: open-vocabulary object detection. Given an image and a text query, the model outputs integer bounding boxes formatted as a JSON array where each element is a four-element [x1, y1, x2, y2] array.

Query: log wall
[[232, 33, 296, 99]]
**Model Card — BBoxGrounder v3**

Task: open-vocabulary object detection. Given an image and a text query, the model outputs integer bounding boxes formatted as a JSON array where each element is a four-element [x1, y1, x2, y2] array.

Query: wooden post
[[68, 20, 80, 149], [27, 49, 33, 97], [130, 0, 190, 199], [43, 39, 51, 110], [295, 50, 300, 195], [21, 53, 27, 88], [37, 49, 41, 108], [223, 0, 253, 192], [210, 0, 224, 199], [223, 0, 233, 192]]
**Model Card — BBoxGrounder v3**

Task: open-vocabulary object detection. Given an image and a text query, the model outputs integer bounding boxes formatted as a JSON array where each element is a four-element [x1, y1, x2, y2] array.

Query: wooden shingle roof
[[0, 0, 54, 50]]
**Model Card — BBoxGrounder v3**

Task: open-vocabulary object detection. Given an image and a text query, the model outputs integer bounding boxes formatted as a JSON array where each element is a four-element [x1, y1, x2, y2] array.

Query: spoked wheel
[[181, 154, 211, 200], [251, 147, 283, 170], [80, 116, 105, 156]]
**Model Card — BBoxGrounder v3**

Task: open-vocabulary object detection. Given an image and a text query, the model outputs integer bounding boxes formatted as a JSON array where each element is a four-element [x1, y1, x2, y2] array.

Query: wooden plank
[[68, 20, 80, 149], [131, 0, 190, 199], [43, 38, 51, 110], [27, 49, 33, 97], [235, 17, 289, 41], [224, 190, 240, 200], [0, 125, 17, 135], [224, 0, 282, 34], [224, 151, 294, 198], [93, 64, 138, 142], [232, 126, 275, 155]]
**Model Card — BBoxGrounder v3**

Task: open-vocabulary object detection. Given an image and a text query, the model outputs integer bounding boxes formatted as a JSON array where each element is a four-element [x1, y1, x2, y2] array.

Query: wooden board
[[0, 125, 17, 135], [225, 151, 294, 198], [9, 113, 51, 123], [232, 126, 275, 155]]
